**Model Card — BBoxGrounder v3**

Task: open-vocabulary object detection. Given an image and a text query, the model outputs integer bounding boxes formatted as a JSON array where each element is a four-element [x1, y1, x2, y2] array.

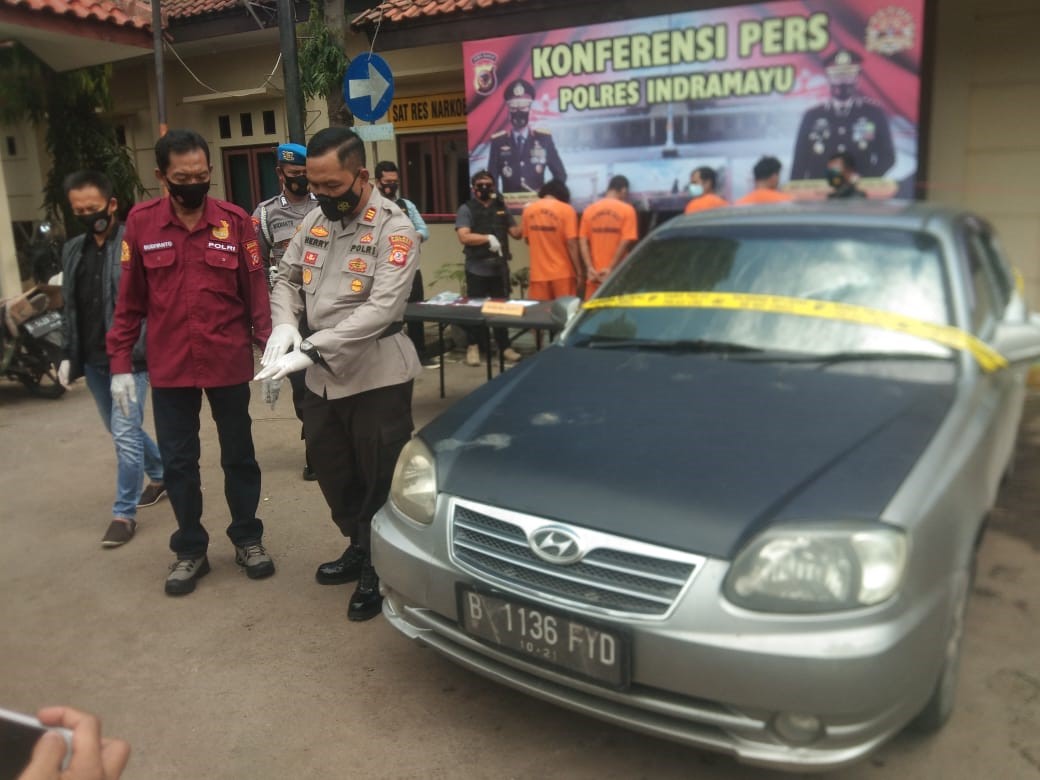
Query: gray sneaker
[[235, 541, 275, 580], [165, 556, 210, 596]]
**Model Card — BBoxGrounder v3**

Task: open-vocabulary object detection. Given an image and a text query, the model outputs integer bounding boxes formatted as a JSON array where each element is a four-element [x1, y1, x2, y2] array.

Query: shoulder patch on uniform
[[491, 130, 508, 138], [363, 206, 377, 222], [387, 234, 413, 268], [533, 128, 552, 136], [120, 240, 130, 266], [244, 239, 262, 271]]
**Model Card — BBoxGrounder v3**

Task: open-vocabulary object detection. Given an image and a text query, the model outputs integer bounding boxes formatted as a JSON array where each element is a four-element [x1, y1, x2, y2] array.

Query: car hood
[[421, 347, 955, 559]]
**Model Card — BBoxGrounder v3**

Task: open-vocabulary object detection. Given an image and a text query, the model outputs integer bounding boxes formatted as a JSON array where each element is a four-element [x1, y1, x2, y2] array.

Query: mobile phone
[[0, 707, 73, 780]]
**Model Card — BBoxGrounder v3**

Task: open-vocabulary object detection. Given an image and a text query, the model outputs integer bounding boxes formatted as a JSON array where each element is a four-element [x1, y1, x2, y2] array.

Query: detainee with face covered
[[107, 129, 274, 596], [59, 170, 166, 550], [256, 127, 421, 622]]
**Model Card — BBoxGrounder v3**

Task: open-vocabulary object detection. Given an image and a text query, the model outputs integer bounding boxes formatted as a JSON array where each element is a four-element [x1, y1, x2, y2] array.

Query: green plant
[[299, 0, 351, 125], [0, 44, 144, 232], [432, 262, 467, 295]]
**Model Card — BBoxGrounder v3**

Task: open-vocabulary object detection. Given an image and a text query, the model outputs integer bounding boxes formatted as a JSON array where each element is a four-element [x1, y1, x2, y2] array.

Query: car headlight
[[389, 437, 437, 524], [723, 524, 907, 613]]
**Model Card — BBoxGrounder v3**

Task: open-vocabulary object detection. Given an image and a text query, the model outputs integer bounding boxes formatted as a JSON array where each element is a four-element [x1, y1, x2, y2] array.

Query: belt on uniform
[[379, 321, 405, 339]]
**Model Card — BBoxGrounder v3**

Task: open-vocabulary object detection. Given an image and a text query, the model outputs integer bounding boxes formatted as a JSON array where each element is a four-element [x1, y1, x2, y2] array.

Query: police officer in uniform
[[487, 79, 567, 195], [256, 127, 420, 622], [252, 143, 320, 481], [791, 50, 895, 181]]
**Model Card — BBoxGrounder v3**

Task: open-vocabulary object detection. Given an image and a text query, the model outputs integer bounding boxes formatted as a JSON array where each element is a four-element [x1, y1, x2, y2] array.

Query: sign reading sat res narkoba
[[390, 92, 467, 129], [463, 0, 925, 210]]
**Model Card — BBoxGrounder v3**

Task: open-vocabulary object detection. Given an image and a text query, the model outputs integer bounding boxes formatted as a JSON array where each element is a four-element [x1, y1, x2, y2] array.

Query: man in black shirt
[[59, 171, 165, 547]]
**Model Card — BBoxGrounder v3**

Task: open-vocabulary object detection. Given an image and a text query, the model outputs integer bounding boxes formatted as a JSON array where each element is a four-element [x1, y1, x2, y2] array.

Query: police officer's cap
[[277, 142, 307, 165], [824, 50, 862, 81], [504, 79, 535, 108]]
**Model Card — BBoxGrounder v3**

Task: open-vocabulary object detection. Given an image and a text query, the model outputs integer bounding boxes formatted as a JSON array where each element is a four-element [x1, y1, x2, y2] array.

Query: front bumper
[[372, 497, 950, 773]]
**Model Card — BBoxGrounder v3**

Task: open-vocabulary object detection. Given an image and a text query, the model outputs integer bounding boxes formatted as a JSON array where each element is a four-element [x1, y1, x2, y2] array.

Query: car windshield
[[570, 225, 954, 360]]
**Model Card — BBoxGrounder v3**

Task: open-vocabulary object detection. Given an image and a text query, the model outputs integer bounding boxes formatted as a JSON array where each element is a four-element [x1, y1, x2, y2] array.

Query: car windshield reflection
[[572, 226, 954, 360]]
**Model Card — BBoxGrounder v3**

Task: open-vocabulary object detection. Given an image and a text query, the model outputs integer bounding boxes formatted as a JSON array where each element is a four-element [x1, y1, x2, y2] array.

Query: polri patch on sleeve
[[387, 234, 413, 268], [244, 239, 263, 271]]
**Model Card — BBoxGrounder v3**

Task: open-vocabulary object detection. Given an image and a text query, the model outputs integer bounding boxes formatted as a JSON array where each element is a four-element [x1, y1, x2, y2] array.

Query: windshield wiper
[[774, 351, 953, 367], [581, 337, 764, 354]]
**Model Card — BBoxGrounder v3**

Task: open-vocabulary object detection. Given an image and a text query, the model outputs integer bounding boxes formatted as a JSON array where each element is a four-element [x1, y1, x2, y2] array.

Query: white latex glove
[[110, 373, 135, 418], [267, 264, 278, 287], [58, 359, 71, 387], [254, 350, 314, 382], [261, 377, 282, 409], [261, 323, 302, 366], [486, 234, 502, 256]]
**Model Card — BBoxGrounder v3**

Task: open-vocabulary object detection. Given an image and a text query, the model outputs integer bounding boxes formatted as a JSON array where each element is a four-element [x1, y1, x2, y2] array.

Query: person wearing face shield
[[256, 127, 422, 622], [826, 152, 867, 199], [487, 79, 567, 196], [58, 170, 166, 549], [252, 143, 321, 481], [107, 129, 274, 596], [683, 166, 729, 214], [791, 49, 895, 182]]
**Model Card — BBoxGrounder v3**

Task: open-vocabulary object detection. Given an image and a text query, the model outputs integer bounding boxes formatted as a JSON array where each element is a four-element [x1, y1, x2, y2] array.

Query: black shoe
[[315, 544, 366, 585], [348, 563, 383, 621], [302, 464, 318, 482]]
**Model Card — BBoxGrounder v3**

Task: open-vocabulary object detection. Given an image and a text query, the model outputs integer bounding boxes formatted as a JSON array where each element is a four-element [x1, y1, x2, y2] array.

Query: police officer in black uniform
[[791, 50, 895, 181], [487, 79, 567, 195]]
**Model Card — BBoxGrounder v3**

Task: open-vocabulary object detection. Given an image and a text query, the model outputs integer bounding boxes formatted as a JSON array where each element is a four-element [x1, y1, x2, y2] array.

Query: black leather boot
[[315, 544, 366, 585], [347, 562, 383, 622]]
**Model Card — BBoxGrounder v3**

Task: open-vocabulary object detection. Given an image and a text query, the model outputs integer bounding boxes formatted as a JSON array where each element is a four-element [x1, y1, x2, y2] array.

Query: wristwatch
[[299, 339, 326, 367]]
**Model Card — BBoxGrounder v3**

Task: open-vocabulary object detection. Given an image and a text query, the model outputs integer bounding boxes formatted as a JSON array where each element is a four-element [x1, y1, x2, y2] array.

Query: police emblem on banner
[[212, 220, 230, 240], [865, 6, 915, 56], [471, 51, 498, 97]]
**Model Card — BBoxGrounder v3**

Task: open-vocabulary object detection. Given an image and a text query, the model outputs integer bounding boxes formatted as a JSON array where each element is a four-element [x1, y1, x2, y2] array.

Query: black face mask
[[78, 209, 112, 235], [827, 168, 845, 188], [317, 172, 361, 221], [167, 181, 210, 210], [474, 184, 494, 201], [379, 182, 399, 200], [285, 175, 309, 197], [509, 110, 529, 131]]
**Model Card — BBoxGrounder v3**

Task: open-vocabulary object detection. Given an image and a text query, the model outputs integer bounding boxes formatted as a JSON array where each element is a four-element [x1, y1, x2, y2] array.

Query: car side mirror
[[550, 296, 581, 328], [993, 318, 1040, 365]]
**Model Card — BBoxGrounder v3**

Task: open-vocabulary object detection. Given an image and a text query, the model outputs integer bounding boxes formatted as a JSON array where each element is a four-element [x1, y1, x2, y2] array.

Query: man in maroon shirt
[[107, 129, 274, 596]]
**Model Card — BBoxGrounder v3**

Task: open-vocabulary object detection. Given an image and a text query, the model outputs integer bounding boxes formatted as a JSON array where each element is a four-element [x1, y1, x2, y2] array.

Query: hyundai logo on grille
[[529, 526, 584, 564]]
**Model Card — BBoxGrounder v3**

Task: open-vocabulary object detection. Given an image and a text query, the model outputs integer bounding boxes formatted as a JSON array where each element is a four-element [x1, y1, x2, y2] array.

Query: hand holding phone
[[0, 706, 129, 780]]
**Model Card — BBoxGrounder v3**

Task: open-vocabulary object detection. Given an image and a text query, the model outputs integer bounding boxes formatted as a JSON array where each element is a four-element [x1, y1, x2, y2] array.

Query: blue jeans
[[83, 364, 164, 520]]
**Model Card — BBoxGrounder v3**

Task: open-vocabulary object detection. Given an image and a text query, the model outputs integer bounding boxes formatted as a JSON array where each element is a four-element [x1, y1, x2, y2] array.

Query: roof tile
[[1, 0, 155, 29]]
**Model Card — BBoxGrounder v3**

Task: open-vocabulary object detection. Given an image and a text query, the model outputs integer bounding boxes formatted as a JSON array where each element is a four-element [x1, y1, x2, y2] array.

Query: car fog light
[[772, 712, 823, 745]]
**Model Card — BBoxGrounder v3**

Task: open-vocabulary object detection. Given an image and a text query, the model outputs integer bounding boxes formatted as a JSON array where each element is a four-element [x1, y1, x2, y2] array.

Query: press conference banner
[[462, 0, 925, 210]]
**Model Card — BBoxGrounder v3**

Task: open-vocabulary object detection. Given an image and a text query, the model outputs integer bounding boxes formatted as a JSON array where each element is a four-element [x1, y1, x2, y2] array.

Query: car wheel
[[909, 561, 973, 733]]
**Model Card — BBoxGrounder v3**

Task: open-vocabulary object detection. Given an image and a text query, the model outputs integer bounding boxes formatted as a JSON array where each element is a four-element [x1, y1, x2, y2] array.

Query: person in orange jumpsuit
[[684, 166, 729, 214], [579, 175, 639, 298], [521, 179, 581, 300], [735, 156, 794, 205]]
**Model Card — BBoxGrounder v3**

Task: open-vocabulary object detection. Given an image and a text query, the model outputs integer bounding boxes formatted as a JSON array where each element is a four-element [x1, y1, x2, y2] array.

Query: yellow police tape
[[583, 292, 1008, 373]]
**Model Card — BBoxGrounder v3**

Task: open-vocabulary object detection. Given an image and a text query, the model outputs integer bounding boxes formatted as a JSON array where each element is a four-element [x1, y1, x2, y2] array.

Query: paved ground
[[2, 354, 1039, 779]]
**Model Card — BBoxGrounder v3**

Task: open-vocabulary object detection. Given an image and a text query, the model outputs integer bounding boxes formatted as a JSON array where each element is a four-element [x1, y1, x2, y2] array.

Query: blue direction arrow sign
[[344, 53, 394, 123]]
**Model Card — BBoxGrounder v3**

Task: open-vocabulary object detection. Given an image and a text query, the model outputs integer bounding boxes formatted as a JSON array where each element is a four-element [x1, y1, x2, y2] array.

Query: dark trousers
[[465, 270, 509, 351], [303, 381, 414, 551], [406, 269, 429, 361], [152, 383, 263, 558]]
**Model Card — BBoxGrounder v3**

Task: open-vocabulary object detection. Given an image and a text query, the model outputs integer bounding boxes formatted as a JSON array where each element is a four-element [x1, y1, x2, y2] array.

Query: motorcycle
[[0, 286, 66, 399]]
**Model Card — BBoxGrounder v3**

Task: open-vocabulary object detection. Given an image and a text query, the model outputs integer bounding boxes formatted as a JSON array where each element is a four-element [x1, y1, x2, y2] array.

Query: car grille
[[449, 500, 702, 617]]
